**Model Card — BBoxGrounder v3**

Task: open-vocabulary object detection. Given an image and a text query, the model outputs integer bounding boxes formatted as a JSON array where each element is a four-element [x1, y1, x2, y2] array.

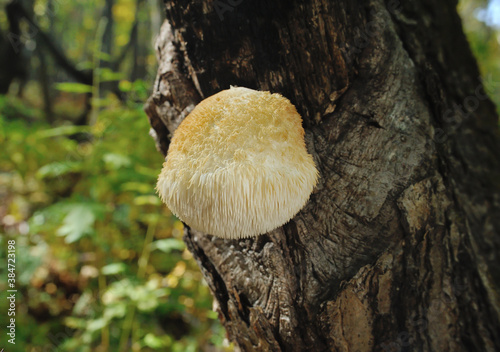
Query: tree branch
[[11, 1, 93, 85]]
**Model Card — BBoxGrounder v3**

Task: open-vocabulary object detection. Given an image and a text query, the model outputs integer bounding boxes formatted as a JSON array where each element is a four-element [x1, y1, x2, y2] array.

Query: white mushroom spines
[[157, 86, 318, 239]]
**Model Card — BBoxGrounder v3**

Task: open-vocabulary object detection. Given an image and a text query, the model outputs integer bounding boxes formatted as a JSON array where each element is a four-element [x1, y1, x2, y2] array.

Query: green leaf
[[35, 125, 90, 138], [134, 195, 161, 206], [65, 317, 87, 329], [86, 318, 107, 332], [103, 153, 131, 169], [121, 182, 153, 194], [151, 239, 185, 253], [98, 68, 125, 82], [72, 291, 93, 316], [118, 80, 133, 92], [96, 52, 111, 61], [206, 310, 218, 320], [76, 61, 93, 70], [101, 263, 126, 275], [37, 161, 83, 178], [55, 82, 93, 93], [57, 204, 96, 243], [143, 333, 166, 348], [103, 303, 126, 319]]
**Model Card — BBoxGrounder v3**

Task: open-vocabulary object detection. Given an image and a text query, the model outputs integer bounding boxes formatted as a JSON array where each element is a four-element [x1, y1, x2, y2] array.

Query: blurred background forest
[[0, 0, 499, 351]]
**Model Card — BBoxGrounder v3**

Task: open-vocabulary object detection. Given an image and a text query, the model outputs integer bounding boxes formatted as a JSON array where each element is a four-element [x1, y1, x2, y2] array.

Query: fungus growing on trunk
[[157, 87, 318, 239]]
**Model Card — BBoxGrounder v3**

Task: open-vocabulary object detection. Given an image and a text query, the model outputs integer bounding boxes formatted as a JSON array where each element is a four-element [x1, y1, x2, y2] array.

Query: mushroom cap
[[157, 87, 318, 239]]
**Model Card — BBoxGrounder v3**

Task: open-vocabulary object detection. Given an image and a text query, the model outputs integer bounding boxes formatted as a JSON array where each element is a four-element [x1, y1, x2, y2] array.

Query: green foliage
[[56, 202, 103, 243], [55, 82, 93, 94], [459, 0, 500, 114], [0, 91, 230, 351], [152, 239, 186, 254], [0, 95, 43, 121]]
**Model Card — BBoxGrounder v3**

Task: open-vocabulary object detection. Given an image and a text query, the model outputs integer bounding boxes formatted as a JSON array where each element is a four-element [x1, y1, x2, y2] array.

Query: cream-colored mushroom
[[157, 86, 318, 239]]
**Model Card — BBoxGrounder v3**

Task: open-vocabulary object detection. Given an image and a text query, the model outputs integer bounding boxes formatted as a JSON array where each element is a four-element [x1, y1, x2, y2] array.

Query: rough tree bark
[[145, 1, 500, 351]]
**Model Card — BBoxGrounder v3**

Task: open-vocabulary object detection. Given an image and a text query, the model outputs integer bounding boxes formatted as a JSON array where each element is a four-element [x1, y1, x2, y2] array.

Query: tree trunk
[[145, 1, 500, 351]]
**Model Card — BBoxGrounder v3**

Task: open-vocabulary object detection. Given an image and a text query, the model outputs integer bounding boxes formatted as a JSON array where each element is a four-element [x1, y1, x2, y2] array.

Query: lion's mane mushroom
[[157, 86, 318, 239]]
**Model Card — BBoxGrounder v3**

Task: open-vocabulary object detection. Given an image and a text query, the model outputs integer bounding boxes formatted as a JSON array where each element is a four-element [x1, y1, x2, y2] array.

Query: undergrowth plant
[[0, 86, 228, 351]]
